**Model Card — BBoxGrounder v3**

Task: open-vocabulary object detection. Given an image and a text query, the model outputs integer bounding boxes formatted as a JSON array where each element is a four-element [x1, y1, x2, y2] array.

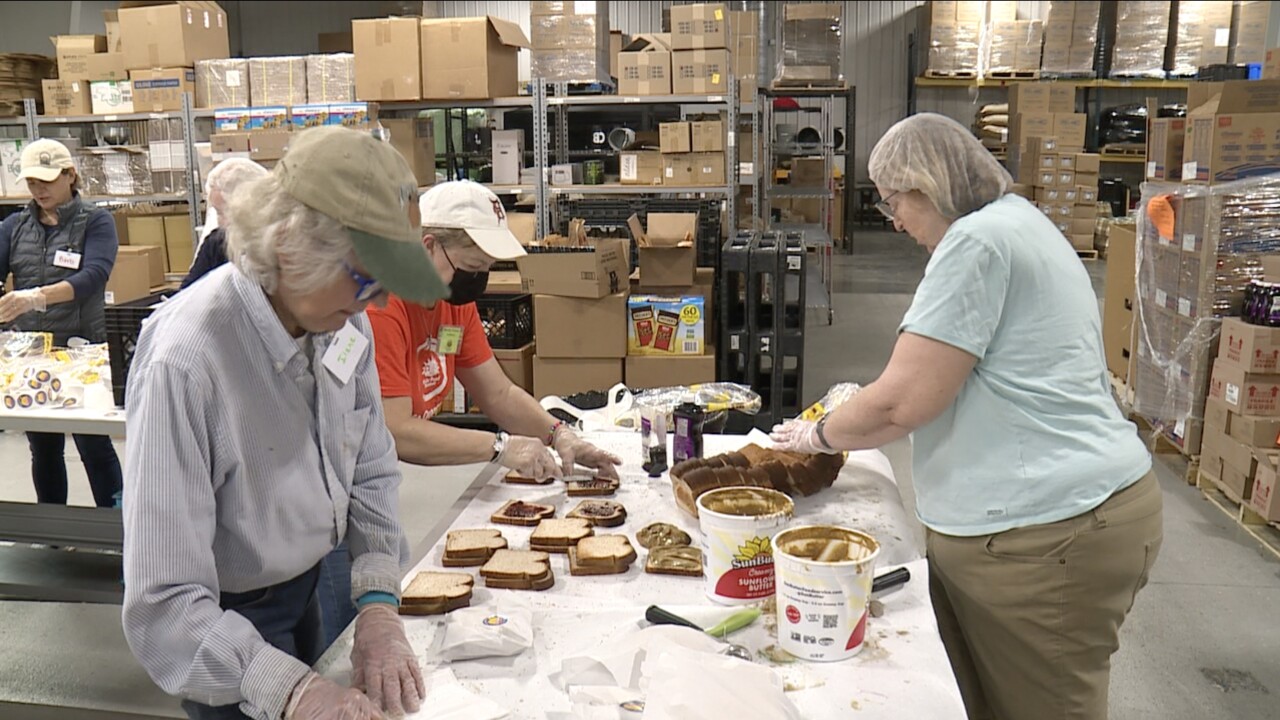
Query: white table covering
[[317, 431, 965, 719]]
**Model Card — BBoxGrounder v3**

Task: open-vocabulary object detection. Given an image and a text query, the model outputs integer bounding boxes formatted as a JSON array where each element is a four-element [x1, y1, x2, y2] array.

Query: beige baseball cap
[[419, 181, 527, 260], [19, 139, 75, 182], [275, 126, 447, 305]]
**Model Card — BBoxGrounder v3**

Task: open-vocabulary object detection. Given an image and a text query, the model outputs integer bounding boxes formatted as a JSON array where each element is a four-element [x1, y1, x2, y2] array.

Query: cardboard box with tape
[[118, 1, 230, 71], [420, 16, 530, 100], [629, 213, 696, 287], [353, 17, 421, 101], [517, 236, 628, 298], [618, 34, 672, 96]]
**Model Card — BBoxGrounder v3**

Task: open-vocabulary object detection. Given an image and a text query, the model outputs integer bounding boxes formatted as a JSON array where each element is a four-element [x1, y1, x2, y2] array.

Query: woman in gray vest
[[0, 138, 122, 507]]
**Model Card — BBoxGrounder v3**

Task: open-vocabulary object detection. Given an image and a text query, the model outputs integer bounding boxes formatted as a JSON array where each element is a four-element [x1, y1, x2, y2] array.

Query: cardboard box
[[210, 132, 250, 158], [163, 214, 194, 273], [670, 3, 729, 50], [489, 128, 522, 186], [248, 131, 291, 163], [662, 155, 695, 185], [533, 357, 623, 398], [383, 118, 436, 187], [1072, 153, 1100, 174], [1265, 47, 1280, 80], [690, 152, 726, 186], [630, 213, 697, 287], [52, 35, 107, 80], [618, 33, 672, 96], [609, 30, 628, 79], [660, 122, 692, 153], [550, 163, 582, 185], [130, 67, 195, 112], [1054, 113, 1087, 149], [41, 80, 92, 116], [517, 237, 628, 298], [671, 49, 731, 95], [1147, 117, 1186, 180], [627, 295, 706, 356], [790, 157, 825, 187], [534, 292, 628, 358], [620, 151, 664, 185], [290, 104, 330, 130], [1209, 358, 1280, 416], [126, 215, 168, 269], [691, 120, 724, 152], [626, 353, 716, 389], [420, 16, 530, 100], [1249, 453, 1280, 521], [493, 343, 534, 393], [1220, 457, 1256, 500], [1008, 83, 1050, 115], [104, 248, 151, 305], [248, 56, 307, 106], [353, 18, 421, 101], [118, 1, 230, 71], [1184, 79, 1280, 183], [1229, 412, 1280, 449], [1221, 317, 1280, 373], [1011, 112, 1054, 149], [1205, 397, 1232, 434], [82, 52, 129, 82], [90, 80, 134, 114]]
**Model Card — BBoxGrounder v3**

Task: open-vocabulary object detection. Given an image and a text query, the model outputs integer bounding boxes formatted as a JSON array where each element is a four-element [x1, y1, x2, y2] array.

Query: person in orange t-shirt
[[368, 181, 621, 480]]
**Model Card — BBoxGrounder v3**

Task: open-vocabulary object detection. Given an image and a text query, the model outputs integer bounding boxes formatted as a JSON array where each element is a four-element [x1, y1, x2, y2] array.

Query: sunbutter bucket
[[697, 487, 795, 605], [773, 525, 881, 661]]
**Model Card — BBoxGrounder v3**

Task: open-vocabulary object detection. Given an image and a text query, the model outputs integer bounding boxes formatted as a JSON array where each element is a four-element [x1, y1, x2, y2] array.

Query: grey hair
[[205, 158, 268, 199], [224, 173, 352, 295], [423, 226, 474, 249]]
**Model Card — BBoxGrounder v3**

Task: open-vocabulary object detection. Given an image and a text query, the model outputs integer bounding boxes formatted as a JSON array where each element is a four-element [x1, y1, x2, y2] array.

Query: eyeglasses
[[875, 190, 901, 220], [342, 261, 384, 302], [440, 243, 492, 274]]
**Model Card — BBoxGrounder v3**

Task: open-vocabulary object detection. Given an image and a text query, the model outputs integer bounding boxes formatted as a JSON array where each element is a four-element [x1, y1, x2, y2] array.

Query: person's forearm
[[820, 381, 917, 451], [389, 415, 498, 466], [478, 383, 559, 441], [38, 280, 75, 306]]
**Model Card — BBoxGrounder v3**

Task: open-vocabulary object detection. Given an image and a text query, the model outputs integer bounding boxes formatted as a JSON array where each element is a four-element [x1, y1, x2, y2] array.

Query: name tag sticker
[[53, 250, 82, 269], [438, 325, 463, 355], [322, 322, 369, 385]]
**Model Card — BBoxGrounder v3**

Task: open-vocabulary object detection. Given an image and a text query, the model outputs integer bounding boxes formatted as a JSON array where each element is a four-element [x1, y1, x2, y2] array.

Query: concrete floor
[[1, 228, 1277, 719]]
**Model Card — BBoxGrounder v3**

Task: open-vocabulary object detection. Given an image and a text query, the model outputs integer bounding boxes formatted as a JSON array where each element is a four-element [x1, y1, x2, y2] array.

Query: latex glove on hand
[[769, 419, 838, 455], [0, 289, 47, 324], [285, 672, 383, 720], [552, 425, 622, 479], [497, 435, 561, 480], [350, 604, 424, 717]]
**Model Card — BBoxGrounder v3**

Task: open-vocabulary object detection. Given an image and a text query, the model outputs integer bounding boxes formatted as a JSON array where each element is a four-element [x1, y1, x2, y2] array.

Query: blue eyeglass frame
[[342, 261, 383, 302]]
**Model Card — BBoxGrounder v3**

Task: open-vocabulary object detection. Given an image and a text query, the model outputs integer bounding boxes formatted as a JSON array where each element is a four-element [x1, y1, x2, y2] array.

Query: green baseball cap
[[274, 126, 447, 305]]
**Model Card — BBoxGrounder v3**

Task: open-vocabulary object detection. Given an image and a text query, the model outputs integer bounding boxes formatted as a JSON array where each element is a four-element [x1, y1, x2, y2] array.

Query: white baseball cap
[[19, 139, 75, 182], [419, 181, 527, 260]]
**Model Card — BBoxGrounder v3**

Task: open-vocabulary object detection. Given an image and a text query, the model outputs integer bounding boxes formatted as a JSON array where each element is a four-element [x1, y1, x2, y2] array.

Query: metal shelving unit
[[548, 184, 733, 195]]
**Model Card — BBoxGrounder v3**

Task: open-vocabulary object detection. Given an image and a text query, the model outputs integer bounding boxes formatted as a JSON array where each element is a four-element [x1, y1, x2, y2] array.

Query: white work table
[[317, 432, 965, 719], [0, 384, 125, 436]]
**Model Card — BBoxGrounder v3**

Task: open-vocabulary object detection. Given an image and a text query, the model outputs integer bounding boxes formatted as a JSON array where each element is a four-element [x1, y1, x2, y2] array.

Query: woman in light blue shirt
[[772, 113, 1162, 720]]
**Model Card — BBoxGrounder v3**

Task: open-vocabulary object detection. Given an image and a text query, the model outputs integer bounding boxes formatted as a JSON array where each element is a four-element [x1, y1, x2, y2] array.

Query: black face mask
[[447, 270, 490, 305]]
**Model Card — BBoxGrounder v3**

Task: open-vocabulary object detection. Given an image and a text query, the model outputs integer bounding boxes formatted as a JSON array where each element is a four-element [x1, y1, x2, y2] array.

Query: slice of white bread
[[480, 549, 552, 580], [530, 518, 593, 550], [399, 571, 474, 615], [443, 529, 508, 567], [568, 535, 637, 576]]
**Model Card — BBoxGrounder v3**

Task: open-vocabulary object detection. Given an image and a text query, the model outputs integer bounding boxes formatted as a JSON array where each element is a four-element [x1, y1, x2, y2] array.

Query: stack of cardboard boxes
[[529, 1, 610, 85], [102, 204, 196, 304], [1182, 80, 1280, 184], [1233, 1, 1274, 65], [618, 34, 673, 96], [669, 4, 732, 96], [986, 19, 1043, 75], [657, 120, 726, 188], [923, 1, 985, 76], [1169, 1, 1233, 77], [731, 10, 758, 104], [1040, 1, 1099, 77], [1201, 318, 1280, 514], [1111, 0, 1173, 78]]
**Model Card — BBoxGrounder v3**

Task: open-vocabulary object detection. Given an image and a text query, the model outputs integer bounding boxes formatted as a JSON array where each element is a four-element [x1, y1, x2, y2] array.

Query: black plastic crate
[[105, 291, 175, 407], [475, 293, 534, 349]]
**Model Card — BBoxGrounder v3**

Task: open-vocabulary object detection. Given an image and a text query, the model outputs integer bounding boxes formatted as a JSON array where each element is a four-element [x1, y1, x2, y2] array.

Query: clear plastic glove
[[552, 426, 622, 479], [769, 419, 836, 455], [0, 289, 47, 323], [284, 672, 383, 720], [497, 435, 561, 480], [350, 604, 424, 717]]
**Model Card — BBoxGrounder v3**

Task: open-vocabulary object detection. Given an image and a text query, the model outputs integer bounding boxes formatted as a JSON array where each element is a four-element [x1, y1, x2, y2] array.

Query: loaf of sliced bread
[[399, 571, 474, 615], [442, 529, 508, 567], [568, 534, 637, 576]]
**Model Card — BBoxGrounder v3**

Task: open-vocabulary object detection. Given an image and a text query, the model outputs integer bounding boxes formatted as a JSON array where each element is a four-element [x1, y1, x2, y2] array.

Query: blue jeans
[[316, 540, 358, 649], [26, 432, 122, 508], [180, 565, 323, 720]]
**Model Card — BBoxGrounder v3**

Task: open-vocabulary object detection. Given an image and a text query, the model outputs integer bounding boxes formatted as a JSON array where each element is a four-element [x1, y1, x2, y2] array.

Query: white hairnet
[[868, 113, 1011, 219], [205, 157, 268, 199]]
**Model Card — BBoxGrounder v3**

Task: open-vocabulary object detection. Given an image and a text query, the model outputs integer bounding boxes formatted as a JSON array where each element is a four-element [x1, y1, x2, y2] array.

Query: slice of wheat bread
[[568, 535, 637, 576], [566, 476, 620, 496], [503, 471, 556, 485], [566, 499, 627, 528], [398, 571, 474, 615], [490, 500, 556, 526], [644, 546, 704, 577], [529, 518, 593, 552], [484, 566, 556, 591], [480, 549, 552, 580], [443, 529, 508, 566]]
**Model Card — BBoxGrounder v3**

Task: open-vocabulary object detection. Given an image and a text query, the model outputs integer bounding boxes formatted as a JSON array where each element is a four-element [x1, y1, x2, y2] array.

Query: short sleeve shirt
[[367, 295, 494, 418], [900, 194, 1151, 537]]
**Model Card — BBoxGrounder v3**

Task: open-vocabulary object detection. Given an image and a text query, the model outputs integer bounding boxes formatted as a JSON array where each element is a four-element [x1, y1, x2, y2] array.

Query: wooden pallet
[[1100, 144, 1146, 157], [1197, 470, 1280, 561], [1077, 249, 1100, 261], [922, 69, 978, 79], [988, 70, 1040, 80], [770, 78, 850, 90]]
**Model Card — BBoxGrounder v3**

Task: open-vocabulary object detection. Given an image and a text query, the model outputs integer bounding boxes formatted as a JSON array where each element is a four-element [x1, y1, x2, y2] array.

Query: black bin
[[105, 291, 174, 407], [475, 293, 534, 349]]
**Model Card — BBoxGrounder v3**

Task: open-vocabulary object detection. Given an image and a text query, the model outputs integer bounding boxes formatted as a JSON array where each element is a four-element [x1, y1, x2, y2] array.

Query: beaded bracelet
[[546, 420, 567, 446]]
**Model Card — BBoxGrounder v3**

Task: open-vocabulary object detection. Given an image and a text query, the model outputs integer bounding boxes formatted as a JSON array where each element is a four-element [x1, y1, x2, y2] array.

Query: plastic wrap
[[797, 383, 862, 421], [528, 2, 609, 84], [1041, 1, 1098, 77], [1132, 176, 1280, 451], [531, 50, 608, 83], [248, 56, 307, 106], [1232, 0, 1273, 65], [195, 58, 249, 109], [75, 147, 153, 197], [305, 53, 355, 103], [1169, 0, 1231, 76], [778, 3, 843, 82], [1110, 1, 1172, 78], [0, 333, 108, 411], [985, 20, 1042, 73]]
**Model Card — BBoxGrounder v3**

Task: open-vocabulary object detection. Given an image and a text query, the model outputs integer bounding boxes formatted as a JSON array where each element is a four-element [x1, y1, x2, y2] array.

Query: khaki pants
[[926, 471, 1163, 720]]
